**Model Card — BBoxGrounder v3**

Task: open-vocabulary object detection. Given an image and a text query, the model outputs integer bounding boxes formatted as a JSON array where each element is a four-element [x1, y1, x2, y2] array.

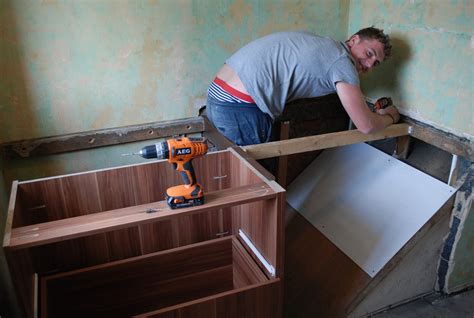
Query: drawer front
[[135, 279, 281, 318]]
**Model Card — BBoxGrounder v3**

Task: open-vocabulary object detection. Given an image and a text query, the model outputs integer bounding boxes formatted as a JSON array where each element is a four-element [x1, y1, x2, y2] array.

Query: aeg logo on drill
[[176, 148, 192, 155]]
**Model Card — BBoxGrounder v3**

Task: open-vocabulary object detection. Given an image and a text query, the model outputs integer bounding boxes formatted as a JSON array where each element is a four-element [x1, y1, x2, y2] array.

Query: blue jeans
[[206, 95, 273, 146]]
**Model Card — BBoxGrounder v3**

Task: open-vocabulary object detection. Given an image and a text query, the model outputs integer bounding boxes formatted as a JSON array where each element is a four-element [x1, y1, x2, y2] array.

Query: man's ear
[[347, 34, 360, 47]]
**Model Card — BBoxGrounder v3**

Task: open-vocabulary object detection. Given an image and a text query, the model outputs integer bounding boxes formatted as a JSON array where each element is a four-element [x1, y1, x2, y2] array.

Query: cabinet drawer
[[41, 236, 278, 317]]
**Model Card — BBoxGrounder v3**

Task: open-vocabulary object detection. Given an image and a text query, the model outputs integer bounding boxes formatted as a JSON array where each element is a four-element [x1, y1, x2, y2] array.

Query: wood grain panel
[[139, 220, 178, 254], [60, 173, 102, 216], [243, 124, 410, 160], [284, 204, 370, 318], [14, 179, 66, 226], [232, 237, 267, 288], [96, 167, 137, 210], [176, 210, 226, 246], [194, 151, 231, 192], [106, 227, 142, 261], [140, 280, 281, 318], [232, 201, 279, 279], [29, 232, 110, 275], [4, 249, 35, 318], [9, 183, 275, 250], [4, 181, 18, 246], [131, 163, 176, 205], [228, 151, 284, 279], [41, 237, 234, 318]]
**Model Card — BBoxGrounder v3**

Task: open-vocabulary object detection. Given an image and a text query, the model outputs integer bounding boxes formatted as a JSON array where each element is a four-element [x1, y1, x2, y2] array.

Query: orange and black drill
[[130, 137, 208, 209]]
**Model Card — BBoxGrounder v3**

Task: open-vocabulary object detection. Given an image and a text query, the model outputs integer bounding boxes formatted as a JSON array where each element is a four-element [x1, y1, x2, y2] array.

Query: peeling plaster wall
[[348, 0, 473, 139], [0, 0, 348, 180], [0, 0, 348, 144], [0, 1, 349, 316]]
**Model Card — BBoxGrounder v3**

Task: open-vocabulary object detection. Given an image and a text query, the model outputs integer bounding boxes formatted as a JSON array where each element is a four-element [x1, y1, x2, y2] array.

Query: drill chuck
[[137, 142, 169, 159]]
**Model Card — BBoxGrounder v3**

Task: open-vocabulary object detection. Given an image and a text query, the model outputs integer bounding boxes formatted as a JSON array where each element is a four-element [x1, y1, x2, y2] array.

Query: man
[[206, 27, 400, 146]]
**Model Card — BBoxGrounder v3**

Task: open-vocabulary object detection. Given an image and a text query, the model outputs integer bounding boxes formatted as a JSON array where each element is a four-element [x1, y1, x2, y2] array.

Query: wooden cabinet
[[3, 148, 285, 317]]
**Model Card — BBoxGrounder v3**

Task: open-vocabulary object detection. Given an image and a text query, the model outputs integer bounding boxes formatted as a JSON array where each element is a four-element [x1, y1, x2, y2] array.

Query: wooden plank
[[228, 147, 275, 182], [242, 124, 411, 160], [3, 180, 18, 247], [136, 279, 280, 318], [1, 117, 205, 158], [41, 237, 234, 317], [276, 121, 290, 187], [403, 117, 473, 161], [7, 183, 276, 250]]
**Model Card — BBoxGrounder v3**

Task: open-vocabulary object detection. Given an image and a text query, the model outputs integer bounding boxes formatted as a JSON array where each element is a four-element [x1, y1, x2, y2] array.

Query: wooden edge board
[[242, 124, 411, 160], [2, 180, 18, 247], [6, 182, 276, 250], [1, 117, 205, 158], [133, 278, 280, 317], [403, 117, 473, 161], [34, 273, 38, 318], [227, 147, 277, 183]]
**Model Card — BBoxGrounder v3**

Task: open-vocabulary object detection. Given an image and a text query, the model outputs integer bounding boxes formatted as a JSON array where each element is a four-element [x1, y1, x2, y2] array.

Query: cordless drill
[[131, 137, 208, 209]]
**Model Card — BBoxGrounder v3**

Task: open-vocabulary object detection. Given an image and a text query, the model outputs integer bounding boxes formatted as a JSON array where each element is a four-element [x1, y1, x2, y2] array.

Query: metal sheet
[[287, 143, 455, 277]]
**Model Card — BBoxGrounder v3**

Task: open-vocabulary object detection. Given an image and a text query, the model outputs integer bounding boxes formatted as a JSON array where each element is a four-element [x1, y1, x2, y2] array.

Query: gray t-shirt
[[226, 31, 359, 119]]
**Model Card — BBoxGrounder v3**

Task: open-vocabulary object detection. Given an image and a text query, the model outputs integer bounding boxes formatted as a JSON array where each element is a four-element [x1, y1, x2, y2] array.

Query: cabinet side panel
[[228, 153, 281, 278], [5, 249, 35, 318], [14, 179, 66, 226]]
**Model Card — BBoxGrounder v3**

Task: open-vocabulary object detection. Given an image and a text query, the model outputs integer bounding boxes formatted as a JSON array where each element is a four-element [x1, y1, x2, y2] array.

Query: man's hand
[[336, 82, 399, 133], [377, 105, 400, 124]]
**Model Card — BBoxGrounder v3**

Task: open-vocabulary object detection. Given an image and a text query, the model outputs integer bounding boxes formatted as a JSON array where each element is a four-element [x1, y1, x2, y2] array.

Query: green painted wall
[[0, 1, 349, 316], [0, 0, 348, 181], [348, 0, 473, 139], [0, 0, 348, 143], [347, 0, 473, 294]]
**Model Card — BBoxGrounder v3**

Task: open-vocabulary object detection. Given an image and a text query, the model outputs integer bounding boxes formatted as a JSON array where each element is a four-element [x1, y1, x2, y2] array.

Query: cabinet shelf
[[7, 182, 275, 250]]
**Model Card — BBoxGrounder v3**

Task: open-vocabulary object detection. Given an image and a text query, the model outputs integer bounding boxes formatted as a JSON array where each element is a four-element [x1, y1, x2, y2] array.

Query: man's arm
[[336, 82, 399, 134]]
